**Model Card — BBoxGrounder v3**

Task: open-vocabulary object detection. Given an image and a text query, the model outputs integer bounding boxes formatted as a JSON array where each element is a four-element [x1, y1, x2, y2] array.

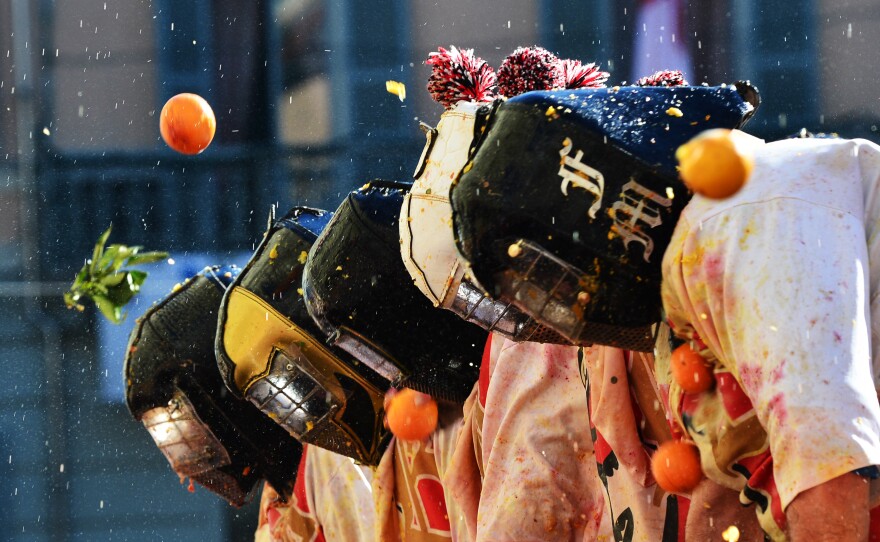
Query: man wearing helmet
[[449, 66, 880, 540]]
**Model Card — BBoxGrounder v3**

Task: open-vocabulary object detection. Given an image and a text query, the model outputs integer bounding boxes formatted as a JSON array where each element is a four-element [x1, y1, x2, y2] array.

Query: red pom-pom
[[635, 69, 689, 87], [426, 46, 497, 108], [561, 59, 610, 89], [497, 46, 564, 98]]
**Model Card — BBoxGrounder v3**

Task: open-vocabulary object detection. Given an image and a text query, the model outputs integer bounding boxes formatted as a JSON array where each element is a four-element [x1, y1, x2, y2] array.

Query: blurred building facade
[[0, 0, 877, 539]]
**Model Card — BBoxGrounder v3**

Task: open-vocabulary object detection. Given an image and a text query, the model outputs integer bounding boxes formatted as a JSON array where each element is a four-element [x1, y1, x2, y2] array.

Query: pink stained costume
[[257, 421, 468, 542], [661, 133, 880, 540], [445, 334, 611, 542], [255, 444, 375, 542], [373, 416, 468, 542], [581, 340, 690, 542]]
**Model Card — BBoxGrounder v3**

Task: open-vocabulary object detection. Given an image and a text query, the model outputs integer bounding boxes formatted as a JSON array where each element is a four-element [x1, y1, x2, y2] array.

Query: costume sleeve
[[305, 446, 375, 542], [254, 482, 276, 542], [255, 523, 272, 542], [443, 382, 483, 542], [584, 343, 686, 542], [672, 193, 880, 509], [441, 335, 494, 542]]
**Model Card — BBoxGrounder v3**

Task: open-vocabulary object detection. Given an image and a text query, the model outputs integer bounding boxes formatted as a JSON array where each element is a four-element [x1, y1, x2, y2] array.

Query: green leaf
[[105, 271, 148, 307], [104, 244, 138, 270], [105, 281, 137, 308], [127, 270, 148, 287], [65, 226, 168, 325], [86, 281, 110, 296], [90, 225, 113, 274], [101, 272, 127, 288], [92, 294, 123, 324], [74, 265, 89, 283], [97, 245, 121, 272], [126, 251, 169, 266]]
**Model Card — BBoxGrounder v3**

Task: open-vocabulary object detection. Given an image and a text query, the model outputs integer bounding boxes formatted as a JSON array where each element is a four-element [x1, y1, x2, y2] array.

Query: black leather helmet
[[400, 100, 568, 344], [450, 83, 760, 351], [215, 207, 390, 466], [303, 181, 488, 403], [125, 265, 302, 507]]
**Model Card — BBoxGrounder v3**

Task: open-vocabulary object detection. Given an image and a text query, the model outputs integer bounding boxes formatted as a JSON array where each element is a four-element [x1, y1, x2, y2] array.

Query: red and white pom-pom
[[635, 69, 689, 87], [496, 46, 564, 98], [561, 59, 610, 89], [426, 46, 497, 108]]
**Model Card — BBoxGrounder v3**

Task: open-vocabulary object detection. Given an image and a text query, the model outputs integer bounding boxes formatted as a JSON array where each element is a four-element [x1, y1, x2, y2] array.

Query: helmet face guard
[[303, 181, 487, 403], [215, 207, 390, 466], [140, 388, 231, 477], [450, 83, 759, 351], [400, 100, 568, 344], [125, 266, 303, 507]]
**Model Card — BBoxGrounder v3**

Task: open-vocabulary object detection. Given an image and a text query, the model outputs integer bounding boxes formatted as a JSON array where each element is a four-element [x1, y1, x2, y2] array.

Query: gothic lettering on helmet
[[558, 137, 605, 218], [610, 180, 672, 262]]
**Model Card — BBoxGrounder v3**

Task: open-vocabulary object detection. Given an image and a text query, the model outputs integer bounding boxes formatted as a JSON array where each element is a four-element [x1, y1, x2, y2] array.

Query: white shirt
[[661, 134, 880, 520]]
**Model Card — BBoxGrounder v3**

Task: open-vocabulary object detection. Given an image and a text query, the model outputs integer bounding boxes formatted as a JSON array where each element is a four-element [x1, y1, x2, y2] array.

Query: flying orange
[[676, 128, 753, 199], [386, 388, 438, 441], [652, 440, 703, 494], [159, 93, 216, 155], [670, 343, 715, 394]]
